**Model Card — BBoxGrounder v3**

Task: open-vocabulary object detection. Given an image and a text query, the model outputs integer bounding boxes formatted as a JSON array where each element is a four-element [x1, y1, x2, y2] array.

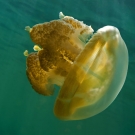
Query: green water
[[0, 0, 135, 135]]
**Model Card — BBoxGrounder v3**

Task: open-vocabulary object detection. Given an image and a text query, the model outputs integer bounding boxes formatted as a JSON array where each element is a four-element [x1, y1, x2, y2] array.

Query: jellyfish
[[24, 12, 128, 120]]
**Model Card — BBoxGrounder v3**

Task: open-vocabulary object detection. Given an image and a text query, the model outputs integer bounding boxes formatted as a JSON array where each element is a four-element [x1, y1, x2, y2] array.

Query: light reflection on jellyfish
[[24, 12, 128, 120]]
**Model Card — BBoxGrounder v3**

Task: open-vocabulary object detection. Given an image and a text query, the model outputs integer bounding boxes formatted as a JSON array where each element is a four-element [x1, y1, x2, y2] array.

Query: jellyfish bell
[[24, 12, 128, 120], [54, 25, 128, 120]]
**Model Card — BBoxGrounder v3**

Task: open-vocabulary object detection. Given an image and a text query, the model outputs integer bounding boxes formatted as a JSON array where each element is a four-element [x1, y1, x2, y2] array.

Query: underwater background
[[0, 0, 135, 135]]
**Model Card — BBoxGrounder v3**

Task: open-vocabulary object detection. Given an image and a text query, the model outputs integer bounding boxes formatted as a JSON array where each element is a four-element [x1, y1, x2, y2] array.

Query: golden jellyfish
[[24, 12, 128, 120]]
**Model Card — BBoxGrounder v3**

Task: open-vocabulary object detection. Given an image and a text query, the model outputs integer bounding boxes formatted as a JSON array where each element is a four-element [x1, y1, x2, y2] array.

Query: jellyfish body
[[54, 26, 128, 120], [24, 12, 128, 120]]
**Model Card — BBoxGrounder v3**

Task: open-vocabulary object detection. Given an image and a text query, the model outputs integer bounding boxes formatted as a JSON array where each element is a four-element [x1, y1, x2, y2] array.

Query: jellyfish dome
[[24, 12, 128, 120]]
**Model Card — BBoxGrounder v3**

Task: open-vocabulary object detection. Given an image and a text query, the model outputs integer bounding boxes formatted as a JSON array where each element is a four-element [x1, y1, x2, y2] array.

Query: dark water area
[[0, 0, 135, 135]]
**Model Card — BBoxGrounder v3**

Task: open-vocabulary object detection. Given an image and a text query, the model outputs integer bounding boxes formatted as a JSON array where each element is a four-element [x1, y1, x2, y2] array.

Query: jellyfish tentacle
[[25, 26, 32, 32], [33, 45, 41, 51], [23, 50, 29, 56], [59, 12, 65, 19]]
